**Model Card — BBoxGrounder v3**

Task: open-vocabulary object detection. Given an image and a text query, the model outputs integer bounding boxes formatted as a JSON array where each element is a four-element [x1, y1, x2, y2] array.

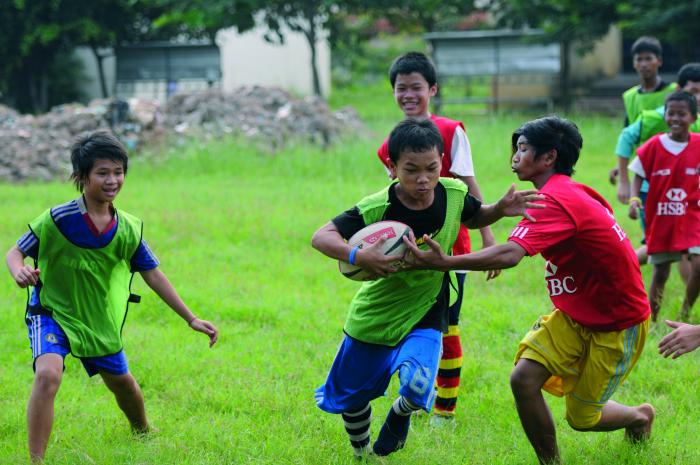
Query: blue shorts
[[26, 314, 129, 377], [315, 328, 442, 414]]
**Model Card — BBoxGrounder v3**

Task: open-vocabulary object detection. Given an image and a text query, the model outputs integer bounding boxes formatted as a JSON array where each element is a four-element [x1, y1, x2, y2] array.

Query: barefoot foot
[[625, 403, 655, 443]]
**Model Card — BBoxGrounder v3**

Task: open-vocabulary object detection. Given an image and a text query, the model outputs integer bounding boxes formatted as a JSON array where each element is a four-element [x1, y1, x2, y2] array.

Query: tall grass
[[0, 90, 697, 464]]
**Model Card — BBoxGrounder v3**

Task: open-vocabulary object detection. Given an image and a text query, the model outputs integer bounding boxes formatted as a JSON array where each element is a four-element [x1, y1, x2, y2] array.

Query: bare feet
[[625, 403, 655, 442]]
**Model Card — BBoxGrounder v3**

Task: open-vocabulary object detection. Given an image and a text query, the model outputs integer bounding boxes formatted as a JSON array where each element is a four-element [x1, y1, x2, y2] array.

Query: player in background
[[377, 51, 499, 423], [610, 64, 700, 281], [628, 91, 700, 322]]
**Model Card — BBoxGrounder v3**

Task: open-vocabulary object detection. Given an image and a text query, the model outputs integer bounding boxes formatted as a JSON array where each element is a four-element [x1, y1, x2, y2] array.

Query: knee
[[34, 367, 62, 396], [105, 374, 140, 395], [509, 367, 540, 397], [653, 264, 671, 282]]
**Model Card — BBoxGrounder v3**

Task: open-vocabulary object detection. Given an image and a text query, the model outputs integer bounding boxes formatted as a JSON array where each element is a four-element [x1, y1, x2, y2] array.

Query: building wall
[[570, 26, 622, 83], [73, 23, 331, 102], [216, 24, 330, 97], [72, 47, 117, 101]]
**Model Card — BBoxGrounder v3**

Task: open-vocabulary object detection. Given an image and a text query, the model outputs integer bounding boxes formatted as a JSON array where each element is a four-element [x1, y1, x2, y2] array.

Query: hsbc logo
[[544, 260, 577, 296], [666, 188, 687, 201], [544, 261, 558, 277]]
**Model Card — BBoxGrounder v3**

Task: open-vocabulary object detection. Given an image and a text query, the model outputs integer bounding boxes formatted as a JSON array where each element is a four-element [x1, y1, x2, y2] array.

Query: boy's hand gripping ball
[[339, 221, 412, 281]]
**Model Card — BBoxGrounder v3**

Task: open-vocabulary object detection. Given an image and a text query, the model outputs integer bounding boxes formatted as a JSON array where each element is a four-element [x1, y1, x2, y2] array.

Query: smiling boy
[[312, 118, 541, 459], [6, 131, 219, 462], [628, 91, 700, 321]]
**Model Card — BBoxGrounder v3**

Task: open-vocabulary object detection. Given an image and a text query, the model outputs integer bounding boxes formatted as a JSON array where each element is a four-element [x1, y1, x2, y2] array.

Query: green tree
[[368, 0, 477, 32], [0, 0, 169, 111], [618, 1, 700, 63]]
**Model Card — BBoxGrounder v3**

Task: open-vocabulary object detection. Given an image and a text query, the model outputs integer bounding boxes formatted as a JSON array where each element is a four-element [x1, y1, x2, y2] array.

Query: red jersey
[[377, 115, 471, 254], [637, 134, 700, 254], [508, 175, 650, 331]]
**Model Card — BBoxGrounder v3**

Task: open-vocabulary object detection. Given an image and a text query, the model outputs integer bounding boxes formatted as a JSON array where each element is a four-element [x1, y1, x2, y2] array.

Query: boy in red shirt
[[404, 116, 654, 464], [377, 51, 498, 422], [628, 91, 700, 321]]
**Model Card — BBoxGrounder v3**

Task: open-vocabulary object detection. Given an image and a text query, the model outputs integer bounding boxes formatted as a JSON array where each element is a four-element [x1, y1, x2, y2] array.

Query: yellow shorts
[[515, 309, 649, 429]]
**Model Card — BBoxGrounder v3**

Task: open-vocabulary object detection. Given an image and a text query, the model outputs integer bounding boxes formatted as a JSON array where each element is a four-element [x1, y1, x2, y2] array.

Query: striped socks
[[373, 396, 420, 456], [434, 324, 463, 417], [342, 404, 372, 457]]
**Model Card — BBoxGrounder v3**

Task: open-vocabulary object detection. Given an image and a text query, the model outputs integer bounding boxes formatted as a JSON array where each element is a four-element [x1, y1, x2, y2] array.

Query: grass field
[[0, 90, 698, 464]]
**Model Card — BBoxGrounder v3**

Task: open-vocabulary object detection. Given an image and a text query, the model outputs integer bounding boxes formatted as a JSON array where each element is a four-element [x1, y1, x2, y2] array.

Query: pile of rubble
[[0, 87, 365, 182]]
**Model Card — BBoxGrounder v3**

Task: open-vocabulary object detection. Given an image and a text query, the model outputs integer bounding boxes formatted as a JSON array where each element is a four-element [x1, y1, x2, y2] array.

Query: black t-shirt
[[332, 182, 481, 332]]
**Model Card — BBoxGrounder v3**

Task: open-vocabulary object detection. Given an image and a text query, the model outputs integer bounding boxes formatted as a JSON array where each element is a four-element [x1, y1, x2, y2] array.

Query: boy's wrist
[[187, 315, 198, 326]]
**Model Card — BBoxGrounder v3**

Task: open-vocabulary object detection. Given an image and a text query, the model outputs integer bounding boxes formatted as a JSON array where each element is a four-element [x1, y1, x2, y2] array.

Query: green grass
[[0, 94, 698, 465]]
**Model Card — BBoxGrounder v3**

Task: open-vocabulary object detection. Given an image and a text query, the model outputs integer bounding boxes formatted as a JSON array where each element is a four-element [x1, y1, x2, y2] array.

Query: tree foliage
[[617, 0, 700, 62], [0, 0, 172, 112]]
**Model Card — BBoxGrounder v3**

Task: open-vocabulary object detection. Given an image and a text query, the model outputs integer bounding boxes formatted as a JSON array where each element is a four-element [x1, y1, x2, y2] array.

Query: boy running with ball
[[6, 131, 219, 463], [312, 118, 541, 459], [404, 116, 654, 465]]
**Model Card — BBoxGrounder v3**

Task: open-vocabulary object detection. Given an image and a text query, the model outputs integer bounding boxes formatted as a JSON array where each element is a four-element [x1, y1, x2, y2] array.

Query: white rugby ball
[[339, 221, 412, 281]]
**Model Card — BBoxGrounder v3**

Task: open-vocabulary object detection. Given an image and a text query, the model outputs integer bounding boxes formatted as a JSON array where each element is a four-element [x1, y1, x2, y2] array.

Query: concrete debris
[[0, 86, 366, 182]]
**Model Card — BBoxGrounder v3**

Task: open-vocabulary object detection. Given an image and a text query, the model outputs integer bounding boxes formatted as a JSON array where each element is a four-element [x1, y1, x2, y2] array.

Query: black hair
[[70, 131, 128, 192], [665, 91, 698, 118], [388, 118, 443, 164], [511, 116, 582, 176], [677, 63, 700, 89], [631, 36, 662, 58], [389, 52, 437, 88]]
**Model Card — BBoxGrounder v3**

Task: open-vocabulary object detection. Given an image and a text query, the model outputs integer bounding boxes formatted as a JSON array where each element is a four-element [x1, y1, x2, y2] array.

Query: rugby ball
[[339, 221, 412, 281]]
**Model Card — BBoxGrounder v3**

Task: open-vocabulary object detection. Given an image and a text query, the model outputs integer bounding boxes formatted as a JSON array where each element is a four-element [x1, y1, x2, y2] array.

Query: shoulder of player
[[431, 114, 464, 129], [49, 199, 80, 220], [438, 177, 468, 192], [622, 85, 640, 98]]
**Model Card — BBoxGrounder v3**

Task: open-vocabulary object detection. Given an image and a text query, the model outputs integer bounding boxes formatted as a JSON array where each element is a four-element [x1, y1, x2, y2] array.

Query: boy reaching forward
[[312, 118, 541, 459], [404, 116, 654, 465], [377, 51, 498, 422], [6, 131, 218, 463]]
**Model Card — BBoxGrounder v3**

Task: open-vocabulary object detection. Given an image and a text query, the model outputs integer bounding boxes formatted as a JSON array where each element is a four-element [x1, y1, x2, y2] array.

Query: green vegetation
[[0, 97, 697, 464]]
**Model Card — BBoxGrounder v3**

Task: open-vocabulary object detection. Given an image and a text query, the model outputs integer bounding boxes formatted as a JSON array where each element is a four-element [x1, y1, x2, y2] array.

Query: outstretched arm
[[139, 268, 218, 347], [6, 245, 40, 288], [465, 184, 544, 229], [658, 320, 700, 359], [456, 175, 499, 280], [403, 234, 527, 273]]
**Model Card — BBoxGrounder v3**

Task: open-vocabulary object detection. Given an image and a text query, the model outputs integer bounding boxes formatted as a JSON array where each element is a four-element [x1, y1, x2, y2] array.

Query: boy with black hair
[[404, 116, 654, 465], [312, 118, 541, 459], [376, 50, 498, 422], [623, 36, 676, 126], [628, 91, 700, 322], [610, 36, 676, 193], [6, 131, 219, 463]]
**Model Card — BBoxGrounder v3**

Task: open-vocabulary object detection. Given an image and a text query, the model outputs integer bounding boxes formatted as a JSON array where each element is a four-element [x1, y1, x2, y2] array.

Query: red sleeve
[[507, 195, 575, 256], [377, 139, 391, 170]]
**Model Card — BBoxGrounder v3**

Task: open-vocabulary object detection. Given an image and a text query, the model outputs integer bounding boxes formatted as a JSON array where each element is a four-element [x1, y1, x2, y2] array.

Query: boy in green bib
[[5, 131, 219, 463], [311, 118, 542, 459]]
